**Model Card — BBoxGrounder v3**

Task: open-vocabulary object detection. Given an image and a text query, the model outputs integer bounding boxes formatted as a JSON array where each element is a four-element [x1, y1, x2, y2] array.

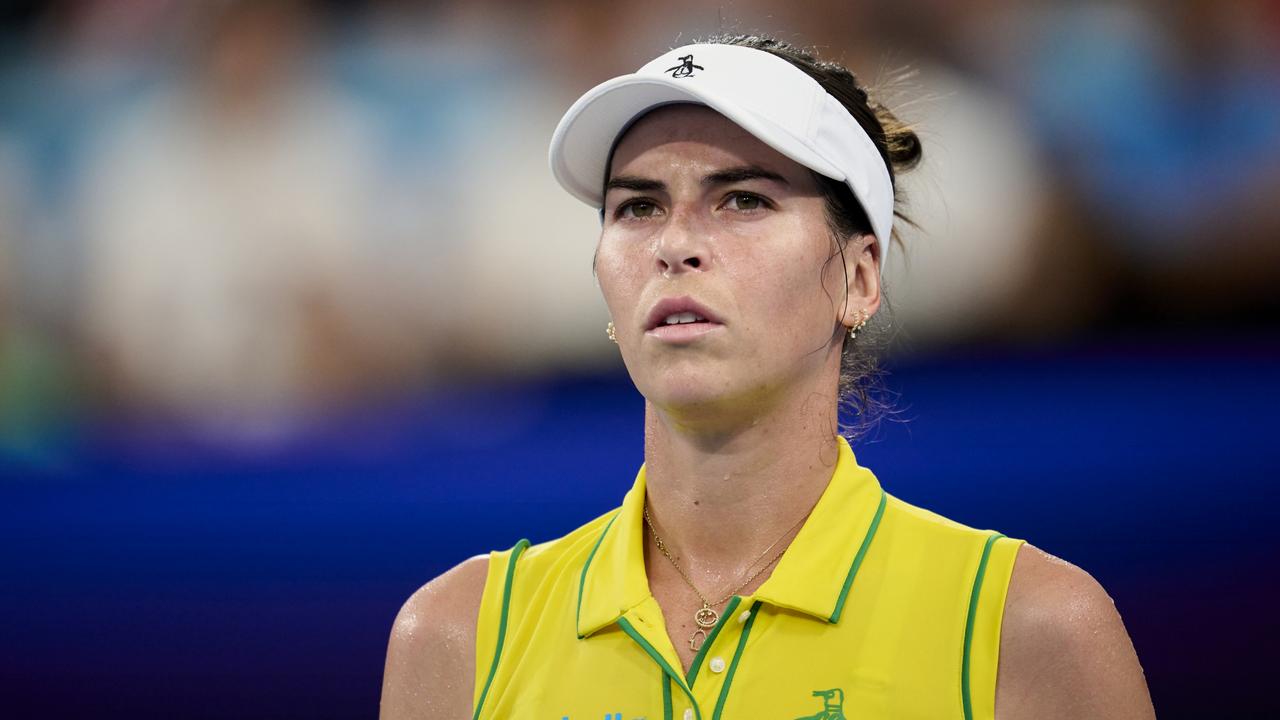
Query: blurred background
[[0, 0, 1276, 717]]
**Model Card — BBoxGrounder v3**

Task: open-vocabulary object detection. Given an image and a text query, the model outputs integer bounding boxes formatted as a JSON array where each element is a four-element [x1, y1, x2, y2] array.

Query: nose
[[653, 211, 709, 276]]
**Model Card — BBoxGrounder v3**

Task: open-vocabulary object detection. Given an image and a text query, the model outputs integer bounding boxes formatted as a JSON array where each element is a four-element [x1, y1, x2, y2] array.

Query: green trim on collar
[[662, 671, 673, 720], [686, 595, 743, 687], [472, 538, 530, 720], [962, 532, 1005, 720], [711, 600, 761, 720], [575, 469, 654, 638], [617, 617, 702, 720], [576, 512, 619, 638], [828, 490, 887, 623], [750, 437, 888, 623]]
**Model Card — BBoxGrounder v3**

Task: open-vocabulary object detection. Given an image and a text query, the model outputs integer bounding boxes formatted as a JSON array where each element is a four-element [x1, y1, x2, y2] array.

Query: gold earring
[[848, 310, 869, 339], [606, 321, 617, 344]]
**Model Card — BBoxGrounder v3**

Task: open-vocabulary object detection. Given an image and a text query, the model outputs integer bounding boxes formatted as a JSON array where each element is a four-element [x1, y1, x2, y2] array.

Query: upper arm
[[995, 544, 1155, 720], [380, 555, 490, 720]]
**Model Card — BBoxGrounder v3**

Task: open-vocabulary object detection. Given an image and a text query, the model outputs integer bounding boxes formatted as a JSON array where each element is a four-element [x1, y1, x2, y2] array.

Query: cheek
[[594, 236, 646, 312], [731, 225, 839, 337]]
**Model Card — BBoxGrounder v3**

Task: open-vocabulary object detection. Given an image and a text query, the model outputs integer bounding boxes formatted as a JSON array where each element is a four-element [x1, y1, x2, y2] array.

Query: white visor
[[548, 43, 895, 267]]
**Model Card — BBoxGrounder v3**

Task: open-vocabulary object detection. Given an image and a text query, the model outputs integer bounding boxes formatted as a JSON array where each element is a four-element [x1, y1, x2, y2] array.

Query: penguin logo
[[665, 54, 704, 78]]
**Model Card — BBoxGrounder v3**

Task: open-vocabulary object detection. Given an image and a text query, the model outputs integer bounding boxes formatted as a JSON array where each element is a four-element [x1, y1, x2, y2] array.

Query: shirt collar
[[576, 436, 887, 638], [576, 465, 652, 638]]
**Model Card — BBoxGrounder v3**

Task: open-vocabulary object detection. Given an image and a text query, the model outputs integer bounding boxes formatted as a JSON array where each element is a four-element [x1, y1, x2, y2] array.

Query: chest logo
[[794, 688, 846, 720]]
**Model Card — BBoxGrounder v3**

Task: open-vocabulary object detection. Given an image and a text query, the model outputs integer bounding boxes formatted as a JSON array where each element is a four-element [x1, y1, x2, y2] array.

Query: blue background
[[3, 334, 1276, 718]]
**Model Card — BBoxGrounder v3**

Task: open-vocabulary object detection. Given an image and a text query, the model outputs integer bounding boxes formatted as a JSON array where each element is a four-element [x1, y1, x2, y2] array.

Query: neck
[[641, 380, 842, 581]]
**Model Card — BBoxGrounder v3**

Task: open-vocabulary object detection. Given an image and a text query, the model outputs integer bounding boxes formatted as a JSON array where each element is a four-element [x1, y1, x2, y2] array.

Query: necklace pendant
[[694, 604, 719, 629], [690, 603, 718, 651], [689, 628, 707, 652]]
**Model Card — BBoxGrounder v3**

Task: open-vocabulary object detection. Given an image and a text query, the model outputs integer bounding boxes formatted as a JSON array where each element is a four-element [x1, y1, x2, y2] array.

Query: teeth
[[663, 311, 706, 325]]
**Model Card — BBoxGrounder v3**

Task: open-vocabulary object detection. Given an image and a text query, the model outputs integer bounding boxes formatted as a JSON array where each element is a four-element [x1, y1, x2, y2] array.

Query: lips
[[644, 296, 724, 332]]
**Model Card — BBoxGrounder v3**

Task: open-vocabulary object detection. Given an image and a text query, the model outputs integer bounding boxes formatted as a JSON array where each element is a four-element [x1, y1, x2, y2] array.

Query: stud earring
[[606, 321, 617, 344], [848, 310, 869, 340]]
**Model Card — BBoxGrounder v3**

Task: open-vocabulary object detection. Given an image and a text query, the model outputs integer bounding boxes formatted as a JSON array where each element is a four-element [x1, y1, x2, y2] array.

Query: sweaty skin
[[379, 106, 1155, 719]]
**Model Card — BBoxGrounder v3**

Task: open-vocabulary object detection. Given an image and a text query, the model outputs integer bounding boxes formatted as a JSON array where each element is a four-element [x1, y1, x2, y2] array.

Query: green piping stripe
[[662, 672, 673, 720], [961, 533, 1005, 720], [617, 617, 702, 720], [575, 512, 619, 638], [712, 600, 760, 720], [685, 595, 742, 687], [829, 490, 887, 623], [472, 538, 530, 720]]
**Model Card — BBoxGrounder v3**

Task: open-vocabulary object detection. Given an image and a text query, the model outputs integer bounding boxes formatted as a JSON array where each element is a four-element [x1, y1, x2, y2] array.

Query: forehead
[[609, 104, 810, 181]]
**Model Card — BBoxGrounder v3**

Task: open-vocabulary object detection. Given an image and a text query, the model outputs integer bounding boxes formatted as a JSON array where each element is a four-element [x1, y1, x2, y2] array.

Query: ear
[[840, 234, 882, 328]]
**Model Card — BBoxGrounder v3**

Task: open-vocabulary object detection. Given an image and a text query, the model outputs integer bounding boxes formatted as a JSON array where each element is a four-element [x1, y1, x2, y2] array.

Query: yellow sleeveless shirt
[[472, 437, 1024, 720]]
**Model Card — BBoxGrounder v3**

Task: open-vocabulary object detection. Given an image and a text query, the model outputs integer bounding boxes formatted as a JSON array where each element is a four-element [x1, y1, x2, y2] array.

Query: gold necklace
[[643, 503, 810, 651]]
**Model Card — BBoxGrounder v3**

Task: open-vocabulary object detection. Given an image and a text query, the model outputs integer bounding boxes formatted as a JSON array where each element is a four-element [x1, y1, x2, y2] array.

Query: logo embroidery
[[665, 54, 704, 78], [793, 688, 846, 720]]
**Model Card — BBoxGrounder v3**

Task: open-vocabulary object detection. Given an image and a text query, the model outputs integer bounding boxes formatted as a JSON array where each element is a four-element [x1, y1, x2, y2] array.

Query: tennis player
[[381, 35, 1155, 720]]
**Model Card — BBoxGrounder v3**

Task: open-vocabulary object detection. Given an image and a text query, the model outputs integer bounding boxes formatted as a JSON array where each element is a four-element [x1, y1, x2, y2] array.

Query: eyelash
[[614, 197, 661, 220], [612, 192, 774, 220], [722, 191, 773, 212]]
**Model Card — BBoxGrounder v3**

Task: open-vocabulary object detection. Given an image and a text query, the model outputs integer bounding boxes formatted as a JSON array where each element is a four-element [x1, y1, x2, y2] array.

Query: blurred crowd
[[1, 0, 1277, 456]]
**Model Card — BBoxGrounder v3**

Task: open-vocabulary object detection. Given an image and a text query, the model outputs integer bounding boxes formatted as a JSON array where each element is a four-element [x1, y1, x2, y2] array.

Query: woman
[[381, 35, 1155, 720]]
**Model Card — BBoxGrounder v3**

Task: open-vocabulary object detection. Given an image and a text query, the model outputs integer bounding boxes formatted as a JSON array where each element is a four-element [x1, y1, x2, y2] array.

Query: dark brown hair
[[704, 33, 924, 439]]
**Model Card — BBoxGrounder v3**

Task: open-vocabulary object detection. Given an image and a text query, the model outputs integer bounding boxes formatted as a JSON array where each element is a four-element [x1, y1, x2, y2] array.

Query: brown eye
[[725, 192, 765, 211], [620, 200, 658, 219]]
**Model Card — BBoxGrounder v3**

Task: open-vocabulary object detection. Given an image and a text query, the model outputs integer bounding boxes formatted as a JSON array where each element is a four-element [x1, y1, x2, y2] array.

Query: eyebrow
[[604, 176, 665, 194], [603, 164, 791, 196], [703, 165, 790, 187]]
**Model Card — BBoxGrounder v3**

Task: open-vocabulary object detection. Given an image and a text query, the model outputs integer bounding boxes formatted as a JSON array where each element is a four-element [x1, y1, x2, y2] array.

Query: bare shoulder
[[995, 543, 1155, 720], [380, 555, 490, 720]]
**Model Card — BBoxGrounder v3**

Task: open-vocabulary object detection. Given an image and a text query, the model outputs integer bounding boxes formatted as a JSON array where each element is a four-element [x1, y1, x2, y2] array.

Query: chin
[[639, 369, 722, 404], [639, 371, 761, 420]]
